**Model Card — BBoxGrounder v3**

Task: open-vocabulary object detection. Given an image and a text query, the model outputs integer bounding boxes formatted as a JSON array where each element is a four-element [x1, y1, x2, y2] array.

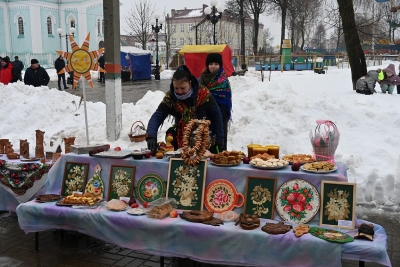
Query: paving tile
[[113, 256, 135, 266], [117, 249, 134, 256], [125, 259, 146, 267], [141, 261, 163, 267], [100, 252, 124, 261], [127, 252, 151, 260], [147, 255, 160, 262]]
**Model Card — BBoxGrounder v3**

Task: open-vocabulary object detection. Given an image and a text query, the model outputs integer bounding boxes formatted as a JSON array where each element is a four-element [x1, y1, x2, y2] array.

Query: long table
[[16, 154, 391, 267]]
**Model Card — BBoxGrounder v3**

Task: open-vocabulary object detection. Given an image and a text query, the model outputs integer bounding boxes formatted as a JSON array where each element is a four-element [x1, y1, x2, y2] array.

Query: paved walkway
[[47, 79, 171, 104], [0, 208, 397, 267]]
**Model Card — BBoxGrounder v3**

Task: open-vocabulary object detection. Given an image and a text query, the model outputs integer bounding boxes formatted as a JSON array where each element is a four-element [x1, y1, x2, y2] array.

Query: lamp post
[[204, 0, 224, 45], [150, 14, 164, 81], [56, 27, 76, 61]]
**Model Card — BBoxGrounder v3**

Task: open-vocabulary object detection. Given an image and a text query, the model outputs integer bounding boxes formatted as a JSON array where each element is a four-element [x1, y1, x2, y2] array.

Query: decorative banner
[[56, 33, 104, 89]]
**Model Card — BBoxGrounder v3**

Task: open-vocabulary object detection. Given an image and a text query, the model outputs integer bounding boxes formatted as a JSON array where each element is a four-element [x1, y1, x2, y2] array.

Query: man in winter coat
[[54, 55, 69, 90], [24, 59, 50, 87], [379, 63, 400, 94], [0, 56, 19, 85], [12, 56, 24, 81], [98, 53, 105, 83], [355, 69, 382, 95]]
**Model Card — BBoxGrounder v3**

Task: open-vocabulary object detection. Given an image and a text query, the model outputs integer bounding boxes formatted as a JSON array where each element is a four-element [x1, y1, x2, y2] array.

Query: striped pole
[[103, 0, 122, 141]]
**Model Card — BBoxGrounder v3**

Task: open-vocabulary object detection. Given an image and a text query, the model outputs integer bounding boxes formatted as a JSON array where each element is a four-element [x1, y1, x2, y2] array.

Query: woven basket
[[128, 121, 147, 142]]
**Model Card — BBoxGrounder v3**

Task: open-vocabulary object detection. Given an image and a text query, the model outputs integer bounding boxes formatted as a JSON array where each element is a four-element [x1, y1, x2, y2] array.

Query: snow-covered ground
[[3, 61, 400, 211]]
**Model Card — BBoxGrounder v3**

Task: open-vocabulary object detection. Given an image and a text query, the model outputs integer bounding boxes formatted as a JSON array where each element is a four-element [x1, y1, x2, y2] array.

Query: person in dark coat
[[54, 55, 69, 90], [146, 65, 224, 153], [0, 56, 19, 85], [98, 53, 105, 83], [199, 53, 232, 151], [12, 56, 24, 81], [24, 59, 50, 87]]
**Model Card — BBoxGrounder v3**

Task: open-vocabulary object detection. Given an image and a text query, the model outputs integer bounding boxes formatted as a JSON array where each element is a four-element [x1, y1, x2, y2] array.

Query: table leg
[[35, 232, 39, 250], [359, 261, 365, 267], [160, 256, 164, 267]]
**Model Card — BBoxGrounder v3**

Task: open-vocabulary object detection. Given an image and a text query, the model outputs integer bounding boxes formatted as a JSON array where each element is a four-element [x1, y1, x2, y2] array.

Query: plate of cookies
[[301, 161, 337, 173], [250, 158, 289, 169], [281, 154, 315, 164], [211, 151, 243, 166]]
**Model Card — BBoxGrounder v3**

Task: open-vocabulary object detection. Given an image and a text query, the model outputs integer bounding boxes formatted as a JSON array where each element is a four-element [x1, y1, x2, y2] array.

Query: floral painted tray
[[309, 227, 354, 243], [204, 179, 244, 213], [275, 179, 320, 224], [135, 173, 166, 204]]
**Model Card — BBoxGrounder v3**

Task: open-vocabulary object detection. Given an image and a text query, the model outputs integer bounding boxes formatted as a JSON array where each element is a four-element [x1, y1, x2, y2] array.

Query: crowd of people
[[0, 56, 50, 87], [356, 63, 400, 95]]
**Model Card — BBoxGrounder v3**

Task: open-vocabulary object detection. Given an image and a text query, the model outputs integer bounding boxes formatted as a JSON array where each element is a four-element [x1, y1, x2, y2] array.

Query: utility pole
[[103, 0, 122, 141]]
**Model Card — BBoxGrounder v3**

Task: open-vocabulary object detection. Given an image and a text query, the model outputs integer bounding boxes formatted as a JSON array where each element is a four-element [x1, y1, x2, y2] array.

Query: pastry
[[105, 199, 127, 211], [235, 213, 260, 230], [261, 221, 292, 234], [293, 224, 310, 237]]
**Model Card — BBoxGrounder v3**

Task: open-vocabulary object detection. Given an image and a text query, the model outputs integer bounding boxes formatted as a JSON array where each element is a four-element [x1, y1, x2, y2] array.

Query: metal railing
[[0, 52, 58, 69]]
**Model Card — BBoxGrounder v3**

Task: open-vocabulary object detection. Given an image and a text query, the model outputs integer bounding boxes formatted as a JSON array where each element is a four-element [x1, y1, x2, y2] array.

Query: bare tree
[[336, 0, 367, 90], [266, 0, 290, 54], [246, 0, 268, 55], [124, 0, 156, 50]]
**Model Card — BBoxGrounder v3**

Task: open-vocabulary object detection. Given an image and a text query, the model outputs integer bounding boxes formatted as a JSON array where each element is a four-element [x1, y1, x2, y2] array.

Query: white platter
[[249, 162, 289, 170]]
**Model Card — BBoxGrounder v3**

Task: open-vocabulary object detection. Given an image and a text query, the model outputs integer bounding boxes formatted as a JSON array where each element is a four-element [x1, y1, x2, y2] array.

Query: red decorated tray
[[204, 179, 244, 213]]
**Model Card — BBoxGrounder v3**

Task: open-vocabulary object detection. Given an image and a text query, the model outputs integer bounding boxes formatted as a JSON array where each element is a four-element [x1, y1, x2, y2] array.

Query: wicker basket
[[128, 121, 147, 142]]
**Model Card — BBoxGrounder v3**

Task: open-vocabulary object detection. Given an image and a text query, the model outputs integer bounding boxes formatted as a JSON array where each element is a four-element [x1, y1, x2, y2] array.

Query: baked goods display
[[302, 161, 336, 172], [235, 213, 260, 230], [293, 224, 310, 237], [105, 199, 127, 211], [250, 153, 275, 161], [261, 221, 293, 234], [181, 119, 210, 166], [250, 158, 289, 169], [58, 193, 101, 206], [147, 203, 174, 219], [36, 194, 62, 202], [281, 154, 315, 164], [211, 151, 243, 165]]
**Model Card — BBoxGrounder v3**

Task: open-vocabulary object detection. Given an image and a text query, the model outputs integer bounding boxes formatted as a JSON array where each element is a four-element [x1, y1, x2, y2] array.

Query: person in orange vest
[[0, 56, 19, 85]]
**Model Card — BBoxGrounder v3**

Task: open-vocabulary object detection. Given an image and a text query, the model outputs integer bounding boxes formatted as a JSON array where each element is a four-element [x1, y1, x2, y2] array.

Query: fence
[[0, 52, 58, 70]]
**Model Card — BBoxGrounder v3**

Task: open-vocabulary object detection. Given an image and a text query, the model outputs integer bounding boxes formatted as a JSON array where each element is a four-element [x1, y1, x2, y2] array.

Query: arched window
[[97, 19, 100, 34], [70, 19, 75, 28], [47, 17, 52, 34], [18, 17, 24, 35]]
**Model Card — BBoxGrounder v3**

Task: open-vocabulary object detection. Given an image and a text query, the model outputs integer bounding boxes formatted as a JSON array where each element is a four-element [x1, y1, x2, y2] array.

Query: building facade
[[167, 5, 264, 55], [0, 0, 104, 67]]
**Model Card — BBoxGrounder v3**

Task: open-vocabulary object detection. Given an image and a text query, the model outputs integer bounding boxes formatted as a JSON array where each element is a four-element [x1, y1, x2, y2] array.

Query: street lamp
[[56, 27, 76, 61], [204, 0, 224, 45], [150, 14, 164, 81]]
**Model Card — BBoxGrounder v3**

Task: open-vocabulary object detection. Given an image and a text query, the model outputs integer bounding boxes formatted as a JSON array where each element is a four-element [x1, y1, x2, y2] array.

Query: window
[[102, 19, 104, 34], [97, 19, 100, 34], [18, 17, 24, 35], [70, 19, 75, 28], [180, 38, 184, 46], [172, 38, 176, 46], [171, 25, 176, 33], [47, 17, 52, 34], [180, 24, 184, 32], [188, 24, 192, 31]]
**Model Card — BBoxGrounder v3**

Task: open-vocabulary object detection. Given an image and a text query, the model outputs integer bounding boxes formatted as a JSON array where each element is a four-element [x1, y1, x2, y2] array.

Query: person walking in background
[[379, 63, 400, 94], [0, 56, 19, 85], [24, 59, 50, 87], [199, 53, 232, 151], [98, 53, 105, 83], [397, 65, 400, 94], [54, 55, 69, 90], [12, 56, 24, 81], [146, 65, 224, 153]]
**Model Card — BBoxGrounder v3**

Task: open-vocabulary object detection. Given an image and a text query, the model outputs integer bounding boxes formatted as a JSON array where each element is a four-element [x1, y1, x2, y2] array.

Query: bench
[[314, 66, 328, 74]]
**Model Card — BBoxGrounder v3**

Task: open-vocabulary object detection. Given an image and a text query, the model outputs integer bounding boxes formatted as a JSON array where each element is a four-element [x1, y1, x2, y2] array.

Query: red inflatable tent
[[179, 44, 235, 78]]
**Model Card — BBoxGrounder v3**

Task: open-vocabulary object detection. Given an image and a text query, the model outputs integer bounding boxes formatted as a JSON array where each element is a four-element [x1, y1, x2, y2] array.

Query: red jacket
[[0, 63, 15, 85]]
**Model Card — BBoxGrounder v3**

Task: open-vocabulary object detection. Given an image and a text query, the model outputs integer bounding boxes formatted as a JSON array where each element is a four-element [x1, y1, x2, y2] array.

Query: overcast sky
[[119, 0, 282, 46]]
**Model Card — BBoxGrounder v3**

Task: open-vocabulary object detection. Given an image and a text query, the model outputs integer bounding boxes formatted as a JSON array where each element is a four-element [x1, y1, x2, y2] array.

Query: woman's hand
[[146, 137, 157, 152]]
